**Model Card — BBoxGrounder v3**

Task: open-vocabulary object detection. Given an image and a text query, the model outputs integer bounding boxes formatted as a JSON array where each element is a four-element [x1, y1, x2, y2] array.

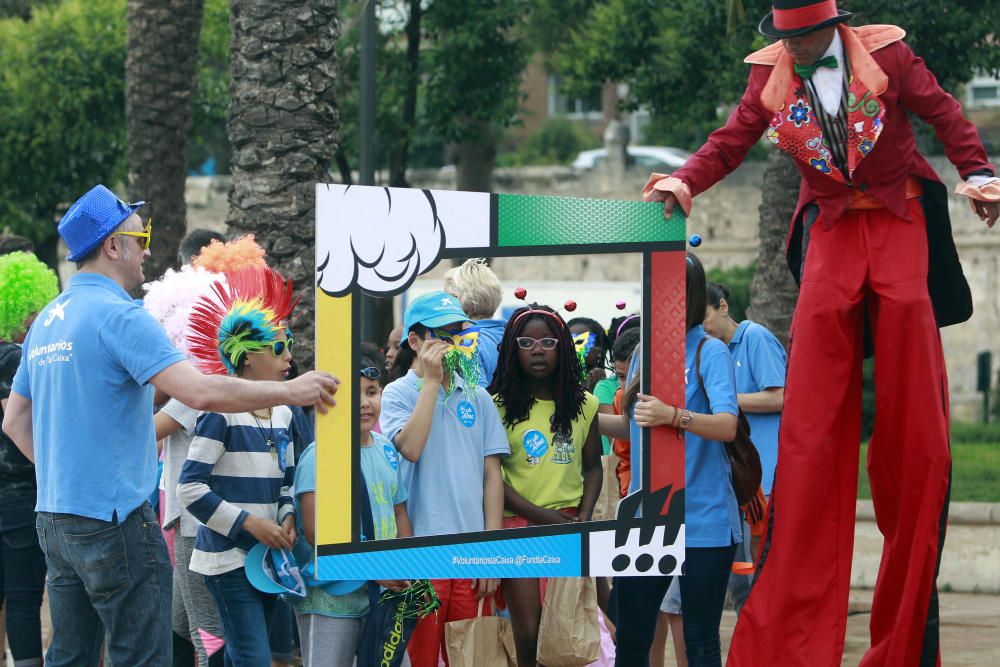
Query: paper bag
[[445, 597, 516, 667], [536, 578, 601, 667], [591, 454, 621, 522]]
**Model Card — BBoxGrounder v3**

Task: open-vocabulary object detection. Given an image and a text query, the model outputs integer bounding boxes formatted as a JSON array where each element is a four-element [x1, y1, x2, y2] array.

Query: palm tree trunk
[[125, 0, 206, 282], [227, 0, 339, 368], [748, 150, 800, 347]]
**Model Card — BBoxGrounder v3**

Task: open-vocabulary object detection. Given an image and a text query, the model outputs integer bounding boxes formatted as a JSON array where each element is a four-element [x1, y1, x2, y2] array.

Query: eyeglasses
[[515, 336, 559, 351], [113, 218, 153, 251], [360, 366, 381, 380], [268, 338, 294, 357]]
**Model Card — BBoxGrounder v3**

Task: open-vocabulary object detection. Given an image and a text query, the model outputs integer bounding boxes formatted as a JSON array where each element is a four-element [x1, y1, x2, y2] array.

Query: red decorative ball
[[514, 287, 527, 300], [564, 300, 577, 312], [615, 300, 627, 310]]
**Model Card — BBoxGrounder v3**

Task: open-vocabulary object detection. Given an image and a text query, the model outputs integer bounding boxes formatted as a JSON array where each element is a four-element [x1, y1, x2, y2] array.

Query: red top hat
[[759, 0, 851, 39]]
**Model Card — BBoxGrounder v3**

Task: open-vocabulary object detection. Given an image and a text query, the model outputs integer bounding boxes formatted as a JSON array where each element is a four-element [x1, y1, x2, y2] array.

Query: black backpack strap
[[693, 336, 710, 407]]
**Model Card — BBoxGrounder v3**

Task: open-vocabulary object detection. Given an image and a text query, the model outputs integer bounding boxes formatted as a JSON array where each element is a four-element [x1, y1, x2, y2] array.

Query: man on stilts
[[643, 1, 999, 665]]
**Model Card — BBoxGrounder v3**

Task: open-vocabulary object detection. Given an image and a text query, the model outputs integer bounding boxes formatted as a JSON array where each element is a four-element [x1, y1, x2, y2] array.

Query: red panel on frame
[[649, 250, 686, 512]]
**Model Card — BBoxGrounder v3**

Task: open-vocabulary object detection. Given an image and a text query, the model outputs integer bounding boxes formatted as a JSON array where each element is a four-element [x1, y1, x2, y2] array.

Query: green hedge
[[950, 421, 1000, 444]]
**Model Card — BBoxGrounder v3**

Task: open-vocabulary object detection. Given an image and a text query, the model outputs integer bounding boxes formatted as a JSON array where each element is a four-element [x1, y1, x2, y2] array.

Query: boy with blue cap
[[2, 184, 339, 666], [379, 291, 509, 666]]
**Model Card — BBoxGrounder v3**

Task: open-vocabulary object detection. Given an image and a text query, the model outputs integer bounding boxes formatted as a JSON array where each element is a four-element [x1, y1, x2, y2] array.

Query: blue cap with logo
[[244, 544, 308, 598], [403, 291, 471, 341], [58, 184, 146, 262]]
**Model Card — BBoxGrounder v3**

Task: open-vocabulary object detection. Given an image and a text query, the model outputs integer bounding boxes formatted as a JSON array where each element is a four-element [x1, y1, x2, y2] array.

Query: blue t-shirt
[[379, 370, 509, 536], [475, 318, 506, 388], [12, 273, 185, 521], [626, 326, 742, 548], [360, 432, 409, 540], [728, 321, 786, 495]]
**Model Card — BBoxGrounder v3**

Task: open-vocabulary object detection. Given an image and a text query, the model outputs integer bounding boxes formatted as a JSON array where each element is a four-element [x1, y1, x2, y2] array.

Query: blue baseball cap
[[403, 291, 471, 342], [244, 544, 307, 598], [59, 184, 146, 262]]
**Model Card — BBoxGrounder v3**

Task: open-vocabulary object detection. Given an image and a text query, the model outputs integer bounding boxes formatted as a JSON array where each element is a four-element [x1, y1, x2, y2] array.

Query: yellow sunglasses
[[113, 218, 153, 251]]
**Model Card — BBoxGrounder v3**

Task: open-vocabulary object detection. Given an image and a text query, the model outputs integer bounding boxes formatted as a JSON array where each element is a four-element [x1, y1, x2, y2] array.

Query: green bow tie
[[794, 55, 838, 80]]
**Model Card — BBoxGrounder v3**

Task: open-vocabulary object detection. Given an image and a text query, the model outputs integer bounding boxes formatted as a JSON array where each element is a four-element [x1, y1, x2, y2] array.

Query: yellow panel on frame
[[314, 291, 353, 545]]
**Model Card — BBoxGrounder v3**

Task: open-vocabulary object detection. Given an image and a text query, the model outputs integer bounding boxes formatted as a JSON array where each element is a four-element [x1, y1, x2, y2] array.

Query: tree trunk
[[125, 0, 206, 282], [227, 0, 339, 369], [388, 0, 422, 188], [454, 120, 496, 193], [747, 150, 800, 347]]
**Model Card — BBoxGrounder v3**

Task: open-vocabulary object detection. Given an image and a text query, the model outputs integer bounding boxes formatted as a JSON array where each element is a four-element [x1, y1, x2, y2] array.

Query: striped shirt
[[178, 407, 295, 576]]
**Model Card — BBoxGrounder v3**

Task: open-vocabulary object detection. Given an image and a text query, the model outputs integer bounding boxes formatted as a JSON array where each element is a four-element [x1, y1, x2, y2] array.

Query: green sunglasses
[[267, 338, 294, 357]]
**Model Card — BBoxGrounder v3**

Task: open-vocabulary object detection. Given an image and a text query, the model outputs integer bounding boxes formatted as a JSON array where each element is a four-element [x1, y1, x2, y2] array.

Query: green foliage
[[554, 0, 767, 131], [0, 0, 232, 255], [0, 0, 128, 249], [858, 440, 1000, 502], [501, 118, 599, 167], [423, 0, 530, 143], [706, 262, 755, 322], [554, 0, 1000, 155], [951, 421, 1000, 445]]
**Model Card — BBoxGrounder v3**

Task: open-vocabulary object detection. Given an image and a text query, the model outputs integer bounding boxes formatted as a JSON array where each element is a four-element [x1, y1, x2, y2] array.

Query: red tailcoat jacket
[[668, 25, 995, 327]]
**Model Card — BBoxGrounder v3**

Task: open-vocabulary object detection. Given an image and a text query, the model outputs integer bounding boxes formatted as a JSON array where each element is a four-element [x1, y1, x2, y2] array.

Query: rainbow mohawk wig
[[187, 266, 299, 375]]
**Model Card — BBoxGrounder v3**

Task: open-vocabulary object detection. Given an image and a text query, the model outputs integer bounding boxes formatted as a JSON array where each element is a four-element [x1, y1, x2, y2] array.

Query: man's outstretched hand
[[286, 371, 340, 414]]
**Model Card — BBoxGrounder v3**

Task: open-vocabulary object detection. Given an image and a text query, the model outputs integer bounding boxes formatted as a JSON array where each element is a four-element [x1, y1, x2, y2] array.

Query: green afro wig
[[0, 252, 59, 341]]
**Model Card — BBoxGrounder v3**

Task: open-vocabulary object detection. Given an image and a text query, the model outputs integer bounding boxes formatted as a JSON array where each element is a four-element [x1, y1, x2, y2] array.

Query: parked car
[[571, 145, 692, 172]]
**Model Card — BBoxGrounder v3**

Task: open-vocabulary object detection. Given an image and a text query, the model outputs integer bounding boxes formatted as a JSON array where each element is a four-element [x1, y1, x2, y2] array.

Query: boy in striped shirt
[[178, 267, 301, 665]]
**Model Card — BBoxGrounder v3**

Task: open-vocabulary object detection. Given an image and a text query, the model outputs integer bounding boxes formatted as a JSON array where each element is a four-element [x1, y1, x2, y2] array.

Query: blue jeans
[[1, 506, 47, 663], [204, 567, 277, 667], [613, 544, 737, 667], [36, 502, 173, 667]]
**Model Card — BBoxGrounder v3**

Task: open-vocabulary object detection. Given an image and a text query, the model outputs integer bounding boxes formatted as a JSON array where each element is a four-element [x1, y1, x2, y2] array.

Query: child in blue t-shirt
[[291, 354, 412, 666], [379, 291, 510, 666], [611, 253, 741, 666]]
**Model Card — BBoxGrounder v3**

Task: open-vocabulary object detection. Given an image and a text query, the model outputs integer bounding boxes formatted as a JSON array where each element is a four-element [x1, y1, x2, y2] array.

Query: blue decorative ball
[[689, 234, 702, 247]]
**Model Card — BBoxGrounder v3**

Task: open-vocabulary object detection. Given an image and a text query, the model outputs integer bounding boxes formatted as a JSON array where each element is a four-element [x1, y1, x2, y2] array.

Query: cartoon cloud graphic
[[316, 184, 491, 296]]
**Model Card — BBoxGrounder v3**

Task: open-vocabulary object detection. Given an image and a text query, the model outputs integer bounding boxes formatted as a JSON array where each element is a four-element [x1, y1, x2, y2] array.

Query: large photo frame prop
[[314, 184, 687, 579]]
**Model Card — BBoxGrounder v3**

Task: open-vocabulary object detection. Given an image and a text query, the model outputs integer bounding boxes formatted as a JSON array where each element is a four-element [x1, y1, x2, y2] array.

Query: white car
[[571, 145, 692, 171]]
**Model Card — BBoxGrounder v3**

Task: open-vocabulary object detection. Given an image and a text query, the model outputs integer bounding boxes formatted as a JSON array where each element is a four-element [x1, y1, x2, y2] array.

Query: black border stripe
[[489, 193, 499, 249], [318, 519, 622, 556]]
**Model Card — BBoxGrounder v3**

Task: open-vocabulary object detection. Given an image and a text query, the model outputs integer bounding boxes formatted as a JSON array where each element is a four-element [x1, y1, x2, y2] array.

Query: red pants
[[407, 579, 492, 667], [728, 201, 951, 667]]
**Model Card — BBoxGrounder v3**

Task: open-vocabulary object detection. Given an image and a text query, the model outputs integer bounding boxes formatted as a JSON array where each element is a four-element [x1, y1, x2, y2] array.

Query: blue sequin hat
[[59, 184, 146, 262]]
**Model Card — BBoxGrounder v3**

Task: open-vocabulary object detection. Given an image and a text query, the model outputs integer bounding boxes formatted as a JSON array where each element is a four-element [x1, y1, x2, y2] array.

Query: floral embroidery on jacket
[[787, 99, 812, 128]]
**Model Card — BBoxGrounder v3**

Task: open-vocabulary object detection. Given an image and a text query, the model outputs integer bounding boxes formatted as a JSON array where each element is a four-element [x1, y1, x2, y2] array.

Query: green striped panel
[[496, 193, 685, 248]]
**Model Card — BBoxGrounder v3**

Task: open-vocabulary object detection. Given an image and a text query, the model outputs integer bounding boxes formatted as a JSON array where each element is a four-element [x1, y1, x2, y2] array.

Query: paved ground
[[9, 589, 999, 665], [657, 590, 1000, 665]]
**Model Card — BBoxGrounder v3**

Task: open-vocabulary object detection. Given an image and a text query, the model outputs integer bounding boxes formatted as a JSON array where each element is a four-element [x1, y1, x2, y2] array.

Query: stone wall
[[168, 158, 997, 420]]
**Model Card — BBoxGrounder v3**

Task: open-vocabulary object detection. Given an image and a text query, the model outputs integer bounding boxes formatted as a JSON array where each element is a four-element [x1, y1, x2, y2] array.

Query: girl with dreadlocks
[[489, 304, 603, 667], [177, 266, 300, 666]]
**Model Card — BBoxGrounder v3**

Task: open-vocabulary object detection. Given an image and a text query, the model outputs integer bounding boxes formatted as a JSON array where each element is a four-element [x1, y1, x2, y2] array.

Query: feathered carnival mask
[[0, 252, 59, 341], [573, 331, 596, 372], [143, 265, 225, 354], [187, 266, 299, 376], [144, 235, 269, 356], [427, 325, 481, 397]]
